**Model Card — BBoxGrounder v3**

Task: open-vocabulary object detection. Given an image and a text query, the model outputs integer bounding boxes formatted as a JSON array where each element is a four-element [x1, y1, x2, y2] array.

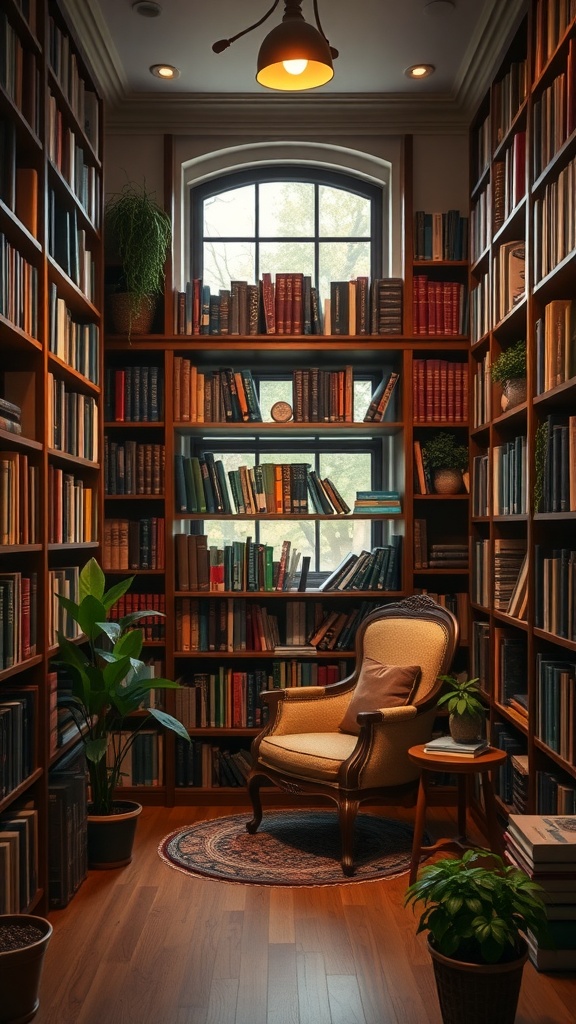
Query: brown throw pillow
[[339, 659, 421, 735]]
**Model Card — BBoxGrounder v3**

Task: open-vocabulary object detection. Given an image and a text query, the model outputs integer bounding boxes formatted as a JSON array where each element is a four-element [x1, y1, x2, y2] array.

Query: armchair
[[246, 594, 459, 875]]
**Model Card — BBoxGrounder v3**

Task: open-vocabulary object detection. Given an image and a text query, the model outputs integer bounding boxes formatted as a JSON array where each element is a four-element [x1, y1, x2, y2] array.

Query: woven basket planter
[[109, 292, 157, 335]]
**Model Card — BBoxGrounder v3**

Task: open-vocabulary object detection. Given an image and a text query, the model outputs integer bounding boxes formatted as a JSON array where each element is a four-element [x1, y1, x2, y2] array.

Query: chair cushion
[[338, 659, 421, 735], [259, 732, 358, 782]]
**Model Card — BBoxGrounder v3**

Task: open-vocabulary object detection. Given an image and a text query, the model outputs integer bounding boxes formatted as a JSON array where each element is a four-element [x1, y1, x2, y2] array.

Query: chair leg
[[246, 771, 266, 834], [338, 796, 360, 876]]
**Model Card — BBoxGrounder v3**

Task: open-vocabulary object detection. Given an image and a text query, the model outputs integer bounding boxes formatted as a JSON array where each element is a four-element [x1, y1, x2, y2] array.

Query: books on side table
[[423, 735, 489, 758]]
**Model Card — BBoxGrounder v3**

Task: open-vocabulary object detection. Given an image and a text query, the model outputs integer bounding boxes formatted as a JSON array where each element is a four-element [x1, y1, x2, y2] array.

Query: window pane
[[319, 519, 372, 571], [203, 242, 255, 292], [203, 520, 256, 550], [354, 379, 373, 421], [203, 187, 255, 238], [259, 379, 292, 422], [259, 519, 315, 569], [318, 242, 371, 304], [259, 182, 314, 237], [319, 185, 371, 237], [260, 242, 314, 278], [319, 452, 371, 512]]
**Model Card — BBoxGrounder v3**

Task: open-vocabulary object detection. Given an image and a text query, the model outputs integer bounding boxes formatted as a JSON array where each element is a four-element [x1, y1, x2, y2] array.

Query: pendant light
[[213, 0, 338, 92]]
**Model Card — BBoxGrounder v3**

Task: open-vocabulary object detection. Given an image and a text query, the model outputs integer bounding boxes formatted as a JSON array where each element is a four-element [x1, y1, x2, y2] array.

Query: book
[[507, 816, 576, 863], [423, 736, 489, 757]]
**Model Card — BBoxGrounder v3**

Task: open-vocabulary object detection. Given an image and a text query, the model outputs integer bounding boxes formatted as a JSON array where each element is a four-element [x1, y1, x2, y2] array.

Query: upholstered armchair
[[246, 594, 459, 875]]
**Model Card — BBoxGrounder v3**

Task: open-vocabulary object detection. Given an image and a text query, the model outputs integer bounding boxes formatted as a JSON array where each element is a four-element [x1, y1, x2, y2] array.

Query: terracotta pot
[[428, 937, 528, 1024], [500, 377, 527, 412], [87, 801, 142, 869], [0, 914, 53, 1023], [432, 468, 463, 494], [449, 711, 484, 743], [109, 293, 157, 335]]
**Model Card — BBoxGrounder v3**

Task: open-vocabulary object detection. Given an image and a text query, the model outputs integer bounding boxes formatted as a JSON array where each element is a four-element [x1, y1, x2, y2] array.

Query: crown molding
[[61, 0, 525, 136]]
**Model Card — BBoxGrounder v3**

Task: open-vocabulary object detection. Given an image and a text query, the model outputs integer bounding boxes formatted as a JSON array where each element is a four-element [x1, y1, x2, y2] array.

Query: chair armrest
[[258, 685, 351, 736], [357, 705, 418, 726]]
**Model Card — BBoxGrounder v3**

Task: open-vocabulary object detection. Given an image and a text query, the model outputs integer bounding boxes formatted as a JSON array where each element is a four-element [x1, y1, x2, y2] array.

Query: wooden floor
[[35, 803, 576, 1024]]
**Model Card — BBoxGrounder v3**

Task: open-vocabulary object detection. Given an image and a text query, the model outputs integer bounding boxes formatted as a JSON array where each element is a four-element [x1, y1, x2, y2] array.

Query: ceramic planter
[[87, 800, 142, 869], [449, 711, 483, 743], [0, 914, 53, 1023], [432, 468, 463, 494]]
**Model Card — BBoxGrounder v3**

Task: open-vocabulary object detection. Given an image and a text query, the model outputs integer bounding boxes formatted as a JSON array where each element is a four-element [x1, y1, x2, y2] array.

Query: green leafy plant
[[423, 432, 468, 470], [105, 180, 171, 302], [533, 419, 549, 513], [405, 849, 548, 964], [436, 673, 484, 718], [55, 558, 189, 815], [491, 340, 527, 385]]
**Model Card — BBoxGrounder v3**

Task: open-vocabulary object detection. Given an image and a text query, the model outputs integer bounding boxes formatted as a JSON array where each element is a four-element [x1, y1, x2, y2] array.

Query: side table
[[407, 743, 507, 884]]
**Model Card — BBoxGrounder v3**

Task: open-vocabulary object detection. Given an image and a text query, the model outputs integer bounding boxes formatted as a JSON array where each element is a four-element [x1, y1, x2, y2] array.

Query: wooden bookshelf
[[469, 3, 576, 819], [0, 0, 104, 914]]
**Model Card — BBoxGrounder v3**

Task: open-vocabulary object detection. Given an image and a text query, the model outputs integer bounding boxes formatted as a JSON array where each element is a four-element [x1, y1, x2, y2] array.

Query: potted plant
[[491, 340, 527, 411], [422, 431, 468, 494], [105, 180, 171, 337], [55, 558, 189, 867], [436, 672, 485, 742], [0, 915, 53, 1022], [405, 849, 549, 1024]]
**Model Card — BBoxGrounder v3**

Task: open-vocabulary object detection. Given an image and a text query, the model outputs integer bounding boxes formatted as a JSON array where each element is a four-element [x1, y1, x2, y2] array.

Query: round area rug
[[158, 810, 422, 885]]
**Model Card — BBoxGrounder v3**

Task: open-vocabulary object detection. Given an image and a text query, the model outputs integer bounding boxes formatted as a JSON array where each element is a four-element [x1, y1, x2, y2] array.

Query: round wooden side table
[[407, 743, 507, 884]]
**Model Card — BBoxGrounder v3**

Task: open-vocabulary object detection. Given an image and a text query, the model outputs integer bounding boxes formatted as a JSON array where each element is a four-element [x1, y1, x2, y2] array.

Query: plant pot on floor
[[0, 914, 53, 1023], [428, 937, 528, 1024], [87, 800, 142, 869]]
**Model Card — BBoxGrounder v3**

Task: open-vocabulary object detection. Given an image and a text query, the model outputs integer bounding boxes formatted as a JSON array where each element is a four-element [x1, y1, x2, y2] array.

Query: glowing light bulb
[[282, 58, 308, 76]]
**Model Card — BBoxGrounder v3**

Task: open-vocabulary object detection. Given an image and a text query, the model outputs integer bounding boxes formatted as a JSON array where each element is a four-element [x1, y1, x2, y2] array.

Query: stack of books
[[353, 490, 401, 514], [428, 543, 468, 569], [505, 814, 576, 971], [423, 735, 488, 758], [0, 396, 23, 435]]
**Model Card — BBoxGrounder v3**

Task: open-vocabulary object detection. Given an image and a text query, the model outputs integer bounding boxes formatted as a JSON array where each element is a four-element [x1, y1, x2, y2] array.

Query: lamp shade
[[256, 16, 334, 91]]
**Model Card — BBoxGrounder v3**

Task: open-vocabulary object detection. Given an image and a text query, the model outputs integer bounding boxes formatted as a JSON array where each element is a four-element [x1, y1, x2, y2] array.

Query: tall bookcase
[[0, 0, 103, 913], [103, 135, 472, 805], [469, 1, 576, 819]]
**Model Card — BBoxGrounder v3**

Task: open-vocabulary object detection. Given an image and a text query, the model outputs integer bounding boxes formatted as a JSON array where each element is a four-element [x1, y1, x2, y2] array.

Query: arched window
[[190, 166, 385, 305]]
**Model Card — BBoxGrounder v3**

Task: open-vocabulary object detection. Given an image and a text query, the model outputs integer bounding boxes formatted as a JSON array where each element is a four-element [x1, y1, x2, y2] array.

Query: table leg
[[409, 771, 429, 885], [481, 772, 505, 857]]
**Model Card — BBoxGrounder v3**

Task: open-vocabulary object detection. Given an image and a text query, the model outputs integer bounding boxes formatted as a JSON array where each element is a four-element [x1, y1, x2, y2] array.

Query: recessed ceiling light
[[150, 64, 180, 79], [405, 64, 436, 79], [133, 1, 162, 16]]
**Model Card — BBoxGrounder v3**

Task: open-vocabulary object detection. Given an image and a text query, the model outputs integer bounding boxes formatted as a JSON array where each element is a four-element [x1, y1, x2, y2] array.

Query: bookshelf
[[469, 2, 576, 822], [103, 134, 472, 804], [0, 0, 103, 914]]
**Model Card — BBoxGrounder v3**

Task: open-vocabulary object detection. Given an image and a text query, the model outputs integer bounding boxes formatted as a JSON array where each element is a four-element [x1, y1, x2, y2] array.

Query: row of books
[[493, 628, 527, 714], [47, 190, 95, 302], [413, 523, 468, 570], [102, 517, 166, 572], [470, 184, 490, 264], [0, 391, 22, 436], [175, 452, 351, 516], [472, 538, 526, 613], [510, 753, 529, 813], [472, 436, 528, 518], [48, 467, 96, 544], [174, 274, 403, 337], [470, 273, 490, 344], [504, 813, 576, 971], [104, 365, 164, 423], [534, 0, 576, 75], [0, 231, 38, 339], [175, 534, 309, 594], [413, 209, 469, 262], [472, 351, 492, 428], [307, 601, 380, 652], [174, 671, 267, 730], [0, 805, 39, 913], [48, 757, 87, 908], [48, 14, 100, 155], [537, 413, 576, 513], [0, 13, 38, 134], [534, 152, 576, 282], [492, 58, 527, 145], [48, 284, 100, 384], [104, 438, 165, 496], [0, 573, 37, 669], [0, 688, 35, 799], [412, 276, 467, 336], [319, 540, 402, 593], [537, 766, 576, 815], [491, 722, 526, 805], [109, 594, 166, 641], [1, 123, 38, 237], [47, 374, 98, 461], [47, 92, 100, 227], [107, 731, 164, 787], [535, 298, 576, 396], [173, 361, 262, 423], [412, 359, 469, 423], [471, 620, 491, 696], [536, 655, 576, 762], [0, 450, 39, 544], [175, 738, 253, 788], [48, 567, 80, 645], [533, 49, 576, 179], [535, 545, 576, 640]]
